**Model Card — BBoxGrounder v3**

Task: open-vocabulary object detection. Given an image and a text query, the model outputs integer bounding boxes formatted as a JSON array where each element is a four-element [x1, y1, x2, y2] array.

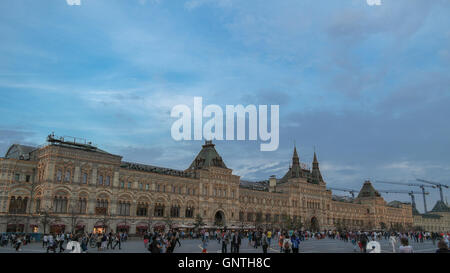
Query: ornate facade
[[0, 134, 448, 234]]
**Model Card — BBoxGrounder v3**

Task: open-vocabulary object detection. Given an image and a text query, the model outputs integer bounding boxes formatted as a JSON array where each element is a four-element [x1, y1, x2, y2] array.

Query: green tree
[[193, 214, 205, 231]]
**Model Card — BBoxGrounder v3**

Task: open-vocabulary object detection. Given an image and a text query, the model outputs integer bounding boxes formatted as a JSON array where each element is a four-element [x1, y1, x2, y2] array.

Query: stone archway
[[311, 216, 320, 232], [214, 210, 225, 227]]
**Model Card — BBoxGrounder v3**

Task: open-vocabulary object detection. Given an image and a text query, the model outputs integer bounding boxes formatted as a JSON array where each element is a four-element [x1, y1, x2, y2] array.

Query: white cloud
[[66, 0, 81, 6], [366, 0, 382, 6]]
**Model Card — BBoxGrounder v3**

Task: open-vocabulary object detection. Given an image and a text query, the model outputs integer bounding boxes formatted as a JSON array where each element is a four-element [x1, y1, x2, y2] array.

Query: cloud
[[66, 0, 81, 6], [366, 0, 382, 6]]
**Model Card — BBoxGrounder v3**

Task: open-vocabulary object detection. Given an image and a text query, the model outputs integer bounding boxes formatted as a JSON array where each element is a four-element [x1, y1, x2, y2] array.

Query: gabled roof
[[356, 180, 381, 198], [431, 200, 450, 213], [188, 141, 227, 170], [121, 161, 194, 178], [5, 144, 37, 160]]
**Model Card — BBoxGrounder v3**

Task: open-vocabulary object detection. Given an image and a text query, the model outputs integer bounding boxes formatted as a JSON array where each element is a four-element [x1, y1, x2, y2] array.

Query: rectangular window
[[15, 173, 20, 182], [106, 176, 110, 186], [98, 175, 103, 185], [25, 175, 31, 182], [120, 181, 124, 188], [128, 182, 132, 189], [139, 183, 143, 190], [82, 173, 88, 184], [145, 184, 149, 191]]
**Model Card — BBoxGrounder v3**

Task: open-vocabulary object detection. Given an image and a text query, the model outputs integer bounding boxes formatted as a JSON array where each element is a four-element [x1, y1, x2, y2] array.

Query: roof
[[387, 201, 404, 208], [188, 141, 228, 170], [356, 181, 381, 198], [5, 144, 37, 160], [239, 180, 269, 191], [332, 195, 354, 203], [121, 161, 194, 178], [431, 200, 450, 213]]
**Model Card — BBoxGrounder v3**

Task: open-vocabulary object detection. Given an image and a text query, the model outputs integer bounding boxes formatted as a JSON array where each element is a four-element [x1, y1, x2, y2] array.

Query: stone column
[[74, 166, 81, 184], [91, 167, 97, 186]]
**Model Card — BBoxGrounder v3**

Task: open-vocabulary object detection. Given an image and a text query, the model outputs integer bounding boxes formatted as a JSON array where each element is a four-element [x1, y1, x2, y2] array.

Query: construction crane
[[377, 189, 429, 211], [375, 180, 435, 213], [327, 187, 358, 198], [416, 179, 449, 204]]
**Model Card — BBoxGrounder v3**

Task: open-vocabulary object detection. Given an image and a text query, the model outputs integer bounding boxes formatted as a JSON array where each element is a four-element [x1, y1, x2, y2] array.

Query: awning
[[94, 225, 105, 228], [153, 223, 165, 228], [76, 224, 85, 228], [51, 224, 65, 227], [117, 224, 130, 228], [29, 224, 39, 227], [8, 224, 24, 227], [136, 224, 149, 229]]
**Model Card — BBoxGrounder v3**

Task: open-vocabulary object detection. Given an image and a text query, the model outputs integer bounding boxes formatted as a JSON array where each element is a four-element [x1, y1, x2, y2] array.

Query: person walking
[[113, 233, 121, 250], [43, 234, 48, 248], [221, 232, 230, 253], [291, 234, 300, 253], [262, 232, 269, 254], [231, 231, 241, 253], [389, 233, 397, 253], [283, 234, 293, 253]]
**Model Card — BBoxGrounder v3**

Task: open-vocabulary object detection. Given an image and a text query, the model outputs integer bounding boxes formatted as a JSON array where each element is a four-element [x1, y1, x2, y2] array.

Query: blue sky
[[1, 0, 449, 213]]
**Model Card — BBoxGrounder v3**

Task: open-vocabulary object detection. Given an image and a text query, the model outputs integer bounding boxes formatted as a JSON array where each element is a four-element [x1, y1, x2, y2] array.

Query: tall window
[[185, 207, 194, 218], [53, 196, 68, 213], [120, 181, 125, 188], [95, 199, 108, 215], [64, 171, 71, 182], [145, 184, 149, 191], [170, 205, 180, 217], [78, 198, 87, 214], [136, 204, 148, 216], [98, 175, 103, 185], [82, 173, 88, 184], [35, 198, 41, 213], [56, 170, 62, 182], [105, 176, 110, 186], [118, 201, 130, 216], [154, 204, 164, 217], [239, 211, 244, 221]]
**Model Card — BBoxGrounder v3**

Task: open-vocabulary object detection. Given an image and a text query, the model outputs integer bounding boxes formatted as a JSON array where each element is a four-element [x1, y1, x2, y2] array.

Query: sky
[[0, 0, 449, 213]]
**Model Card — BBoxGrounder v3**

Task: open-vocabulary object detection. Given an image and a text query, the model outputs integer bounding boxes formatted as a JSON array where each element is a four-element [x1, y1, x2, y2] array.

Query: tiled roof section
[[431, 200, 450, 213], [332, 195, 354, 203], [121, 161, 195, 178], [5, 144, 37, 160], [388, 201, 408, 208], [239, 180, 269, 191], [356, 181, 381, 198], [188, 141, 227, 170]]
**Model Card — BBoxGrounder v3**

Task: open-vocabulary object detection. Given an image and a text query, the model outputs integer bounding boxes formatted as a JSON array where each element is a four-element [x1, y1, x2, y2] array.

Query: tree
[[164, 214, 174, 230], [193, 214, 205, 231], [38, 208, 59, 234], [68, 203, 80, 233]]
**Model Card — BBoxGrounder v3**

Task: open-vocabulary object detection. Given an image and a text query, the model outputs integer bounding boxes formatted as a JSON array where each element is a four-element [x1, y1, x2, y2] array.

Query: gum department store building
[[0, 134, 448, 235]]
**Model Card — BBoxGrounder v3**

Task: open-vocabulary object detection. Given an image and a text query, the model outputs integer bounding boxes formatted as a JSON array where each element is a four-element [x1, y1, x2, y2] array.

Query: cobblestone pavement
[[0, 238, 440, 253]]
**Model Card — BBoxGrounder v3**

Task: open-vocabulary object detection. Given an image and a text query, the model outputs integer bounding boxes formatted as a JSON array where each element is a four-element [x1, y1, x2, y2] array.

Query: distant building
[[0, 134, 446, 234]]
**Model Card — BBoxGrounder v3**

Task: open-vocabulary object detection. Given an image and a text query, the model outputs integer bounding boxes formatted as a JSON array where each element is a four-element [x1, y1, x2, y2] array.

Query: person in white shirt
[[43, 234, 48, 248], [66, 237, 81, 253], [389, 233, 397, 253]]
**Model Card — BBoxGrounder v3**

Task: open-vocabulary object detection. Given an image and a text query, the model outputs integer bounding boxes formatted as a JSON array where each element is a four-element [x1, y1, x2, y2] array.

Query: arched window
[[154, 204, 164, 217], [65, 171, 71, 182], [185, 206, 194, 218], [82, 173, 88, 184], [136, 203, 148, 216], [170, 205, 180, 217]]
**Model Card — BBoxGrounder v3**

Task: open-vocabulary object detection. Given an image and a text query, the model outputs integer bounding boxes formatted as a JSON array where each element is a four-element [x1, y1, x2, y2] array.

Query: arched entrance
[[311, 217, 320, 232], [214, 210, 225, 227]]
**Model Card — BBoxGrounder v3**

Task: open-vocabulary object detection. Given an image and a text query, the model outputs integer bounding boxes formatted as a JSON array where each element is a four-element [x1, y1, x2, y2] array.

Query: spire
[[292, 145, 300, 166], [313, 151, 319, 168]]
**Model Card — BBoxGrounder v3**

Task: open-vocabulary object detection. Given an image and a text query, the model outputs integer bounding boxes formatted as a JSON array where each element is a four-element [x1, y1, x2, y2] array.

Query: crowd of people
[[196, 229, 450, 253], [1, 229, 449, 253]]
